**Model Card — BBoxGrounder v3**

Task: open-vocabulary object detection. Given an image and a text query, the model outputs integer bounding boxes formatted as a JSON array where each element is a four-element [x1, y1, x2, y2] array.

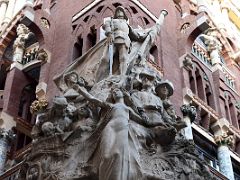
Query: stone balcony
[[192, 41, 236, 91]]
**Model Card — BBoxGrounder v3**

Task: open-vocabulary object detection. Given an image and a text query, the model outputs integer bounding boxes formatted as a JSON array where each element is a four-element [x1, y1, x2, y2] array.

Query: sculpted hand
[[72, 84, 80, 91], [107, 34, 114, 44]]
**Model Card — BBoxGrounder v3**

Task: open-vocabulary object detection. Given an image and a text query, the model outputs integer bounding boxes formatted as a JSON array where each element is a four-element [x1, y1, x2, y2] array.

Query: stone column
[[0, 0, 8, 25], [2, 0, 15, 25], [181, 104, 197, 140], [13, 24, 31, 64], [215, 134, 235, 180], [196, 0, 208, 13], [0, 128, 15, 174], [211, 118, 235, 180]]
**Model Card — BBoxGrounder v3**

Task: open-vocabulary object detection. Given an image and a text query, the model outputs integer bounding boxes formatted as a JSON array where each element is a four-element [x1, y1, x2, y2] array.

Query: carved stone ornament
[[30, 98, 48, 114], [214, 133, 234, 147], [40, 18, 50, 29], [37, 48, 48, 63], [13, 24, 31, 50], [19, 6, 217, 180], [180, 104, 197, 122], [201, 27, 222, 52]]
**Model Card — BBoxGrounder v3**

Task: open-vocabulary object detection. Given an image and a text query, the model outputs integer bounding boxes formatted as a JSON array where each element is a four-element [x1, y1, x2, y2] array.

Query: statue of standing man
[[103, 6, 147, 76]]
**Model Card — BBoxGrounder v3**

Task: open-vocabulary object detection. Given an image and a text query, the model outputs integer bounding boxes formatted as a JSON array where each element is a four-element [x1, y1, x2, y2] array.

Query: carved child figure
[[73, 106, 95, 132]]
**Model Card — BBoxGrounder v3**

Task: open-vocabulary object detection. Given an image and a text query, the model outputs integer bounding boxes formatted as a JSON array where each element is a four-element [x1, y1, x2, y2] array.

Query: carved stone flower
[[30, 98, 48, 114]]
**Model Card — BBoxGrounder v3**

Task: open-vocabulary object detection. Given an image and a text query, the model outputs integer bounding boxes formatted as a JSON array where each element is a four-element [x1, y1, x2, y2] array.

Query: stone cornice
[[192, 95, 220, 120]]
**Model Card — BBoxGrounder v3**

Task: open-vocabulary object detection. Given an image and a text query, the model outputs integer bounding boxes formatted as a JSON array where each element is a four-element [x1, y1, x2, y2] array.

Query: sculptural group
[[18, 6, 217, 180]]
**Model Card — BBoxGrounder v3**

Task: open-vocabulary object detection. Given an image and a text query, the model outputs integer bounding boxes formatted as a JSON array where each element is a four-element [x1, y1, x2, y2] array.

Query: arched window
[[18, 83, 37, 124], [86, 26, 97, 51], [149, 45, 158, 63], [0, 64, 8, 90], [72, 36, 83, 61]]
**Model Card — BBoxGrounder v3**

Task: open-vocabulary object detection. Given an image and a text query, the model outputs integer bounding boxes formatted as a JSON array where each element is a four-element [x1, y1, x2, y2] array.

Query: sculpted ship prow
[[18, 6, 216, 180]]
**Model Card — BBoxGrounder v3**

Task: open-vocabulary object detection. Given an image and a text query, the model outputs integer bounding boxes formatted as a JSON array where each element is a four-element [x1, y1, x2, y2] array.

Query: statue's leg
[[118, 45, 128, 75]]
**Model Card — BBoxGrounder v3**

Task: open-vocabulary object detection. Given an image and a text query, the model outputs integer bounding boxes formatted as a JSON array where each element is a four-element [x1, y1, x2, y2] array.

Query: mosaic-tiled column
[[0, 128, 15, 174], [215, 134, 234, 180]]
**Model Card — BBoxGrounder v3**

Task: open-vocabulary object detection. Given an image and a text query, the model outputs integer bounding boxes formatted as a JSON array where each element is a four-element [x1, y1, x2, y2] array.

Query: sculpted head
[[114, 6, 128, 20], [64, 71, 79, 86], [155, 80, 174, 99], [139, 71, 155, 89], [16, 24, 30, 35], [78, 106, 90, 118], [112, 88, 124, 101]]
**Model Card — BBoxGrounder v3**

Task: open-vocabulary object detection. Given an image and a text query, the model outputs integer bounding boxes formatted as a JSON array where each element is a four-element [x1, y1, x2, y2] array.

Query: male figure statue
[[103, 6, 146, 76]]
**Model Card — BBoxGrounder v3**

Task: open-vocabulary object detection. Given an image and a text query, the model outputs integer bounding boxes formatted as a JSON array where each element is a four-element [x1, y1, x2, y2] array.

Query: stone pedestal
[[217, 145, 234, 180], [13, 46, 24, 63]]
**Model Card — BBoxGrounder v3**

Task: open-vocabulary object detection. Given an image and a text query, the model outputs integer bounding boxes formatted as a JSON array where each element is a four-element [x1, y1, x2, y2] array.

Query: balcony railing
[[20, 43, 39, 65], [192, 42, 212, 68], [0, 161, 23, 180], [13, 143, 32, 159], [222, 66, 236, 90]]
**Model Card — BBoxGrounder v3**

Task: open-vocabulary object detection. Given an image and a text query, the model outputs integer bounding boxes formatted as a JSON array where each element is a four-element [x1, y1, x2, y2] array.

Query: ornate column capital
[[30, 98, 48, 114], [214, 133, 234, 146], [211, 118, 234, 147], [180, 104, 196, 122]]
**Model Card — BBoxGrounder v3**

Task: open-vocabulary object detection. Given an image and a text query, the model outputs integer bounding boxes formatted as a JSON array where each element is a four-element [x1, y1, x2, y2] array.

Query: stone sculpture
[[200, 27, 222, 65], [13, 24, 33, 62], [21, 6, 218, 180]]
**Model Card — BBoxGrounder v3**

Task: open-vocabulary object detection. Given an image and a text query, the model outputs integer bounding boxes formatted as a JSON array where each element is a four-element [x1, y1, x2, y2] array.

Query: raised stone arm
[[155, 9, 168, 34], [73, 84, 108, 108]]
